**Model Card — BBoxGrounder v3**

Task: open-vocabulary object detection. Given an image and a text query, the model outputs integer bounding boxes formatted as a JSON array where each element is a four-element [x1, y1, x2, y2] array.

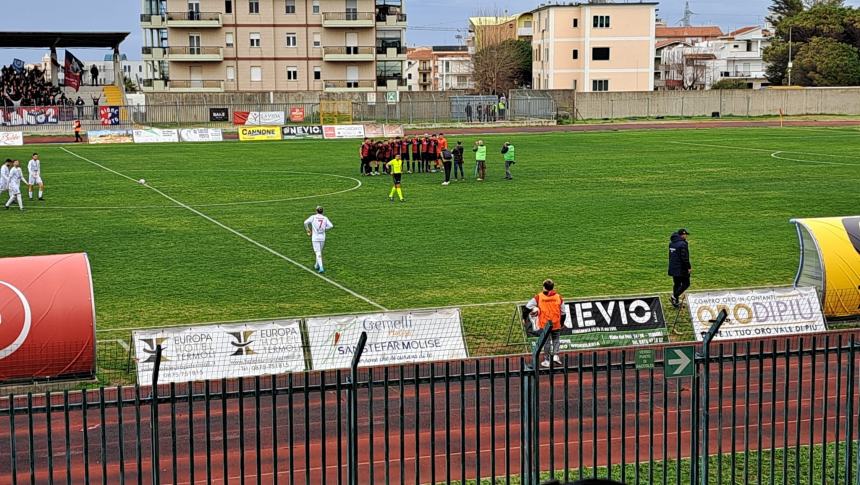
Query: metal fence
[[3, 328, 860, 484]]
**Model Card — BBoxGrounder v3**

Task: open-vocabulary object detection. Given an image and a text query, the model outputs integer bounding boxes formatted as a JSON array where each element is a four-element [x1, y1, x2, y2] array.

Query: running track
[[2, 331, 859, 484]]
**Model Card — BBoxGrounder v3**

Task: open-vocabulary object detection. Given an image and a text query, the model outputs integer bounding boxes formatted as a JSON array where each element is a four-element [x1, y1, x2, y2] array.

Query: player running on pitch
[[304, 206, 333, 273], [0, 159, 11, 199], [386, 153, 405, 202], [4, 160, 25, 211], [27, 153, 44, 200]]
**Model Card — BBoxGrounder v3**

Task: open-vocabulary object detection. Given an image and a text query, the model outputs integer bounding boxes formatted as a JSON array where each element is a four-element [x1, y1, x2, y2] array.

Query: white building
[[661, 25, 773, 90], [40, 53, 153, 90]]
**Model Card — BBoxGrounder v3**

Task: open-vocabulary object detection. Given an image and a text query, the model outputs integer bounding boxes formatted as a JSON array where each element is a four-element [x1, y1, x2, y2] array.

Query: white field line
[[96, 284, 791, 333], [770, 151, 859, 167], [668, 140, 860, 161], [60, 147, 388, 312]]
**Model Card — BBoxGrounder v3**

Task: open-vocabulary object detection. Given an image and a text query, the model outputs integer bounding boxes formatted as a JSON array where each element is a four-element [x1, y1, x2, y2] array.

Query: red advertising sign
[[0, 253, 96, 382], [290, 107, 305, 123], [233, 111, 250, 125]]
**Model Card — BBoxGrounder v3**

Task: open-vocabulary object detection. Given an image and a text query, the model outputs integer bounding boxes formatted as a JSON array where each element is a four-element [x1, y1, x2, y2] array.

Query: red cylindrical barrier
[[0, 253, 95, 382]]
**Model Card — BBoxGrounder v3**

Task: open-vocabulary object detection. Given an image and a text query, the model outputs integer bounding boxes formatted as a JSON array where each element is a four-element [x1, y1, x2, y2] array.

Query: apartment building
[[140, 0, 408, 92], [531, 2, 657, 92], [406, 46, 473, 91]]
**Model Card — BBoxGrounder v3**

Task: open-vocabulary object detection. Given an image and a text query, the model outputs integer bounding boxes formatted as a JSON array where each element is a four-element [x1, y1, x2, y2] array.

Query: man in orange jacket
[[525, 279, 567, 367]]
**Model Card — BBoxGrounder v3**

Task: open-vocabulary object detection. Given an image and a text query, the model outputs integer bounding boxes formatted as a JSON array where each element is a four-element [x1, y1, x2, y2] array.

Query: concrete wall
[[520, 88, 860, 119]]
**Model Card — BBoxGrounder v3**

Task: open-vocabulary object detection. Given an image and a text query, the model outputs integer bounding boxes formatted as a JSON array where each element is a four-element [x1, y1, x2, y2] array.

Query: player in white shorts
[[304, 206, 333, 273], [0, 159, 11, 197], [5, 159, 24, 211], [27, 153, 44, 200]]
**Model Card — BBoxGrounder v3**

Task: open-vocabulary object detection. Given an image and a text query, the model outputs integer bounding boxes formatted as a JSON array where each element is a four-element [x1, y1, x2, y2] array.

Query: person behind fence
[[668, 228, 692, 308], [465, 102, 473, 123], [501, 141, 515, 180], [452, 141, 465, 181], [498, 97, 507, 120], [525, 279, 566, 367]]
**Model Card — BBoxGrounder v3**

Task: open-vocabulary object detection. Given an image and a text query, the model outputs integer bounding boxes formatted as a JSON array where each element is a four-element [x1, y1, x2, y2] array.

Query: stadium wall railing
[[2, 330, 860, 484]]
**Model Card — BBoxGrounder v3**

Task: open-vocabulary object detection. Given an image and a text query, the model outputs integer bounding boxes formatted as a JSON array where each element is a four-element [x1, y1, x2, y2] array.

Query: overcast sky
[[1, 0, 859, 64]]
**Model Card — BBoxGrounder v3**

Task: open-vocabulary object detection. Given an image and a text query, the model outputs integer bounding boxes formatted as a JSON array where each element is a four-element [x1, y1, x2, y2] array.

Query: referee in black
[[668, 228, 692, 308]]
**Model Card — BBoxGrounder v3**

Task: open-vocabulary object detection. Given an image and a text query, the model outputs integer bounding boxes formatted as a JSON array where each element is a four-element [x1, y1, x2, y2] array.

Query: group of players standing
[[0, 153, 44, 211], [359, 134, 461, 177]]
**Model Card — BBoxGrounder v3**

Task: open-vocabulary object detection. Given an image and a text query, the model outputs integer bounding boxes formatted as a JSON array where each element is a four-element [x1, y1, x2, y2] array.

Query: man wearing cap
[[304, 206, 333, 274], [668, 228, 692, 308]]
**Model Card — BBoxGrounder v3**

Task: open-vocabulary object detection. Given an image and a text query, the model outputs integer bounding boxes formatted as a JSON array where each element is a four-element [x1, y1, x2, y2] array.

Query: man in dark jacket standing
[[668, 228, 692, 308]]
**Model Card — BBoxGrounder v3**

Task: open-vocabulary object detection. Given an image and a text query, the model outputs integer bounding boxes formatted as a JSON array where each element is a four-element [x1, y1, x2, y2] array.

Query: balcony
[[140, 13, 165, 28], [165, 11, 222, 28], [721, 70, 754, 79], [166, 80, 224, 92], [322, 46, 375, 62], [322, 11, 375, 28], [376, 46, 407, 61], [141, 46, 166, 61], [167, 46, 224, 62], [376, 13, 407, 28], [517, 26, 533, 37], [324, 80, 376, 92], [376, 76, 407, 91]]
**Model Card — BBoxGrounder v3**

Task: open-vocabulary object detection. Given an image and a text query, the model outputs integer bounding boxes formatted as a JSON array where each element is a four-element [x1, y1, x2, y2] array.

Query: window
[[376, 30, 402, 52], [285, 33, 297, 47], [524, 20, 532, 28], [312, 0, 320, 14], [249, 0, 259, 14], [314, 66, 321, 80], [593, 79, 609, 91], [407, 73, 412, 80], [286, 66, 298, 81], [250, 32, 261, 47], [313, 32, 321, 48], [746, 40, 753, 52], [572, 18, 578, 28], [250, 66, 262, 82], [225, 0, 232, 13], [225, 32, 234, 48], [592, 47, 610, 61], [444, 61, 450, 73], [285, 0, 295, 14], [544, 48, 549, 60], [226, 66, 235, 80], [572, 49, 579, 60], [593, 15, 610, 28]]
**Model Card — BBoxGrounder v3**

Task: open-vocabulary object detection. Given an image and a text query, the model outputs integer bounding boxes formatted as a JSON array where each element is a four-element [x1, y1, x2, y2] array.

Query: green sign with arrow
[[665, 346, 695, 378]]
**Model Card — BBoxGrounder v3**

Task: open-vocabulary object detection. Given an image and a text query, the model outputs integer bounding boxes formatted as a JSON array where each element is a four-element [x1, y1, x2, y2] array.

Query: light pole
[[787, 27, 793, 86]]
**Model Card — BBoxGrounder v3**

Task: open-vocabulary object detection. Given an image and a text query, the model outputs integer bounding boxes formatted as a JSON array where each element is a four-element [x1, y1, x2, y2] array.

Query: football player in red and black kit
[[360, 138, 372, 176], [420, 135, 431, 173], [410, 136, 420, 173], [399, 136, 410, 174]]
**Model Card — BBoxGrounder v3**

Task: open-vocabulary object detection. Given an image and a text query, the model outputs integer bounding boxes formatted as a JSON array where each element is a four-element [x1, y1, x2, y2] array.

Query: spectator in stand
[[0, 64, 62, 108], [90, 65, 99, 86], [75, 96, 85, 118], [91, 93, 101, 120]]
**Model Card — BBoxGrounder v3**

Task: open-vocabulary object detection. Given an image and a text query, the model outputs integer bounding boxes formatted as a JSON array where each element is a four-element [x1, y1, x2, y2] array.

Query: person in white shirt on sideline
[[27, 153, 44, 200], [5, 159, 25, 211], [304, 206, 333, 274], [0, 159, 12, 199]]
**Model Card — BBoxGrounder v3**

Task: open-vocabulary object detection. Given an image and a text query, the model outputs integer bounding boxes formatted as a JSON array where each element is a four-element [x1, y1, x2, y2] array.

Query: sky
[[1, 0, 859, 64]]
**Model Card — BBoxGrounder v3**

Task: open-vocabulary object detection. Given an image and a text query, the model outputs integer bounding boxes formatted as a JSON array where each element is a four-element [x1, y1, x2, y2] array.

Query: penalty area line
[[59, 147, 388, 312]]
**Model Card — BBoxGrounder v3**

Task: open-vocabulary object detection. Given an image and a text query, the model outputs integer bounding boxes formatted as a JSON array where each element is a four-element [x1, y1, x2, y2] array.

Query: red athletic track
[[20, 118, 860, 146], [2, 331, 859, 484]]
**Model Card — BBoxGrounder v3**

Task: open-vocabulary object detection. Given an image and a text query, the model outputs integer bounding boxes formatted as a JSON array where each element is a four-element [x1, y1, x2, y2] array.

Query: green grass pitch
[[2, 126, 858, 362]]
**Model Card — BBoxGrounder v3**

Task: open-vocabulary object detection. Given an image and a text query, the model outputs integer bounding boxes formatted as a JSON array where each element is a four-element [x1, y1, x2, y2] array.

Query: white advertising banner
[[134, 320, 306, 384], [0, 132, 24, 146], [180, 128, 224, 142], [307, 308, 468, 370], [245, 111, 286, 126], [322, 124, 365, 140], [687, 287, 826, 341], [133, 128, 179, 144]]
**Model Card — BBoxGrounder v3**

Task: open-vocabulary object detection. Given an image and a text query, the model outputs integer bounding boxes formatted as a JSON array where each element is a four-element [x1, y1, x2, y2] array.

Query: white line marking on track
[[60, 147, 388, 312]]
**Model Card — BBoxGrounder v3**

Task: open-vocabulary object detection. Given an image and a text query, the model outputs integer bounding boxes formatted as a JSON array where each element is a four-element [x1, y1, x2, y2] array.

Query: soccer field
[[2, 126, 859, 362]]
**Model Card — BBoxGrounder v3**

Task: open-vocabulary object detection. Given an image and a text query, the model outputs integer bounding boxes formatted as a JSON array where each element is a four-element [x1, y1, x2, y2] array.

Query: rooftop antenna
[[679, 0, 695, 27]]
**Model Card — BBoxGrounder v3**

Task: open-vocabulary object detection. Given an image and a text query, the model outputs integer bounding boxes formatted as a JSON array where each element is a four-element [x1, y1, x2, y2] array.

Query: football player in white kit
[[5, 159, 25, 211], [304, 206, 333, 273], [0, 159, 11, 199], [27, 153, 44, 200]]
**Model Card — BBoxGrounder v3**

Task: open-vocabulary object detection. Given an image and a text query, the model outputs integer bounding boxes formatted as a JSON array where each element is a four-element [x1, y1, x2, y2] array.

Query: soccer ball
[[138, 179, 146, 185]]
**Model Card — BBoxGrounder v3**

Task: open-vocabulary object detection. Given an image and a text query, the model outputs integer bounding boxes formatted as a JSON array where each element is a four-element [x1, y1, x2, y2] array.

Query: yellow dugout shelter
[[792, 216, 860, 318]]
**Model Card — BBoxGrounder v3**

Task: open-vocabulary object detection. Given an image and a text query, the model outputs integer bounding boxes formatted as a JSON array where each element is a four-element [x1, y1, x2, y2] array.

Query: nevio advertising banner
[[132, 128, 179, 144], [282, 125, 323, 139], [0, 253, 96, 383], [180, 128, 223, 142], [238, 126, 281, 141], [306, 308, 468, 370], [133, 320, 305, 385], [687, 287, 826, 341], [522, 296, 668, 350], [0, 106, 60, 126], [0, 132, 24, 146], [209, 107, 229, 122], [87, 130, 134, 144], [233, 111, 286, 126]]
